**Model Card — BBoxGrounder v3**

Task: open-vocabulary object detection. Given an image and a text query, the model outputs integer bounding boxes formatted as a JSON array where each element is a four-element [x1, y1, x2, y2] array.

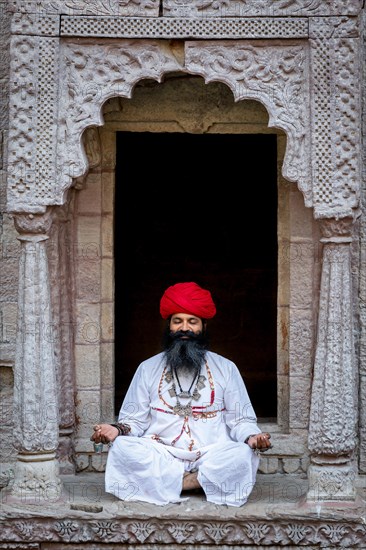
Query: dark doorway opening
[[114, 131, 278, 420]]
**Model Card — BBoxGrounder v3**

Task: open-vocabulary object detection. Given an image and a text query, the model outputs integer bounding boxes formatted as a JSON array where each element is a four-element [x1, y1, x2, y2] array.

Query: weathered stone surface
[[0, 0, 364, 532]]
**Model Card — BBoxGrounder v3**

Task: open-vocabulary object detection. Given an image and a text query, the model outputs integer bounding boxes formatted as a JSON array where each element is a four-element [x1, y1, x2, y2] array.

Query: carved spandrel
[[185, 41, 311, 205], [56, 40, 182, 191]]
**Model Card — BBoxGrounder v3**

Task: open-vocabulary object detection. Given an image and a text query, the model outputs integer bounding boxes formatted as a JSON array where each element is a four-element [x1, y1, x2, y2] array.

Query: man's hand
[[90, 424, 119, 445], [247, 432, 272, 451]]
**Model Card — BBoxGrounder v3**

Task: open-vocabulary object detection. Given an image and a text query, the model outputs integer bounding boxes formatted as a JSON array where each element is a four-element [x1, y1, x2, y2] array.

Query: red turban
[[160, 282, 216, 320]]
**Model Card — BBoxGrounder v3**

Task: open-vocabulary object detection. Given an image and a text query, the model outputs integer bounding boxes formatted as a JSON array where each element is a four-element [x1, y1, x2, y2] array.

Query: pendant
[[192, 388, 201, 401], [169, 387, 177, 398], [173, 403, 192, 417], [177, 391, 191, 398], [165, 371, 173, 383], [197, 375, 206, 390]]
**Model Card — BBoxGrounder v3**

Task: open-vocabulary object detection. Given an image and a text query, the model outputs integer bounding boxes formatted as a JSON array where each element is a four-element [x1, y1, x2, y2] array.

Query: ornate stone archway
[[5, 0, 363, 503]]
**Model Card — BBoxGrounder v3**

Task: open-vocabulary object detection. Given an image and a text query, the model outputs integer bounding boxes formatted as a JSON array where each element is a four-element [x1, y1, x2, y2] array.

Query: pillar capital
[[319, 216, 354, 243], [13, 208, 54, 236]]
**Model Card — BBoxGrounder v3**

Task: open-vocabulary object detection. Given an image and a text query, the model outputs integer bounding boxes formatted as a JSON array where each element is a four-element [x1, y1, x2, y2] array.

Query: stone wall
[[0, 0, 17, 472], [359, 8, 366, 473]]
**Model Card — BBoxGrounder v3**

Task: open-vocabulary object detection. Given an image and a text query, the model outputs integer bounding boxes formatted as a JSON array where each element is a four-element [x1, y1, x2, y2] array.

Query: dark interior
[[114, 131, 278, 421]]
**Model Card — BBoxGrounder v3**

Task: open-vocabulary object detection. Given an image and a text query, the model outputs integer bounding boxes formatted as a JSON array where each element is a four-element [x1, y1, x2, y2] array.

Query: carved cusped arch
[[57, 40, 181, 195], [185, 41, 311, 205], [5, 9, 362, 218], [57, 39, 311, 206]]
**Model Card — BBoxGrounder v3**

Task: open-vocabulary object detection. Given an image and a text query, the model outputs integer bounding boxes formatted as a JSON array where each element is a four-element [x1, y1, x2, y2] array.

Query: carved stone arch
[[57, 39, 310, 208], [56, 39, 182, 202]]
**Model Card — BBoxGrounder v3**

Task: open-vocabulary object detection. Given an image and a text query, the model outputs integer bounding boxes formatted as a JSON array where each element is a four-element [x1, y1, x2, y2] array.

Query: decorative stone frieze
[[11, 208, 62, 499], [0, 516, 365, 546], [60, 16, 309, 39], [162, 0, 363, 18], [7, 0, 363, 17], [7, 0, 160, 17]]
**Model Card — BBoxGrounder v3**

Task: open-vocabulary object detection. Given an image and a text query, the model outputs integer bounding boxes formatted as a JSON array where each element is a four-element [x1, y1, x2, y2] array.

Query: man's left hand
[[247, 432, 272, 451]]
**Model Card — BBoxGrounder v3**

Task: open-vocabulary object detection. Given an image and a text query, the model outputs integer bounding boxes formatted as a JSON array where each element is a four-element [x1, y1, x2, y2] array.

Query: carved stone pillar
[[307, 218, 358, 501], [11, 209, 62, 501], [48, 206, 76, 474]]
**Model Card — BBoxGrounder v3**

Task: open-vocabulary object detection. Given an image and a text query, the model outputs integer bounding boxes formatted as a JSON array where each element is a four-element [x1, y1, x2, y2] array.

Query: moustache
[[170, 330, 200, 340]]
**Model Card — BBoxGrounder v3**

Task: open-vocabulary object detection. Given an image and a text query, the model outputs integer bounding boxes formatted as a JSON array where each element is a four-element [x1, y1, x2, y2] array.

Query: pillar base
[[10, 452, 63, 504], [307, 461, 357, 502]]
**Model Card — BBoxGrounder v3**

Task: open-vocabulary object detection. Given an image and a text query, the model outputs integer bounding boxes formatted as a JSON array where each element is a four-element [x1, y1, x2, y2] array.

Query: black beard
[[162, 328, 208, 376]]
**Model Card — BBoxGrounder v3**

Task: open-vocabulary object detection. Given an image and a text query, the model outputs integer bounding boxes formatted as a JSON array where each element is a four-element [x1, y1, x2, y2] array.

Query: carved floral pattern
[[8, 0, 363, 16], [54, 520, 79, 538], [129, 521, 156, 542], [90, 521, 120, 539], [1, 518, 365, 546], [167, 522, 197, 543], [8, 0, 159, 16], [245, 522, 270, 544], [286, 523, 311, 544]]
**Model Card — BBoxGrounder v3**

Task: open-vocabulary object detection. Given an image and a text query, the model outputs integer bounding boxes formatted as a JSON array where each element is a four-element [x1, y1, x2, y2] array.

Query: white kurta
[[105, 351, 261, 506]]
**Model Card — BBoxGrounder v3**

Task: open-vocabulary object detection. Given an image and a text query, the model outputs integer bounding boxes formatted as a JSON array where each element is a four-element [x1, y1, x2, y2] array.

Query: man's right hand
[[90, 424, 119, 444]]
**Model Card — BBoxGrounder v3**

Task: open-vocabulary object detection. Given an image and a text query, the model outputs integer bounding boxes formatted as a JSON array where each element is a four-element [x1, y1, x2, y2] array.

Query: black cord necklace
[[165, 366, 207, 416], [173, 367, 199, 398]]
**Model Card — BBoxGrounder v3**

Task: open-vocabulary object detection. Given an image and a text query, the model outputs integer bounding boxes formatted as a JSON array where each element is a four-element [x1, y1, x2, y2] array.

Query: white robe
[[105, 351, 261, 506]]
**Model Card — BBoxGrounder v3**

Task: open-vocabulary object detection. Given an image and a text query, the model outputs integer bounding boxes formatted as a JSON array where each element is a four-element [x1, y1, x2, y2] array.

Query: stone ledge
[[0, 473, 365, 547]]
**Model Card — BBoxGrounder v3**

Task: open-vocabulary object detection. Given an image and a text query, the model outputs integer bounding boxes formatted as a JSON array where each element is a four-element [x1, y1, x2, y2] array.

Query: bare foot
[[182, 471, 201, 491]]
